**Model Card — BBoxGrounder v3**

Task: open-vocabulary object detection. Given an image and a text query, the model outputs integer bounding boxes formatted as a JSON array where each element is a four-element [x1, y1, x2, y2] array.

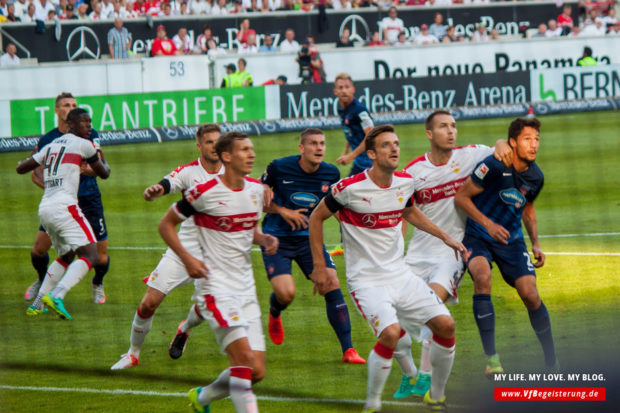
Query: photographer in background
[[297, 38, 325, 84]]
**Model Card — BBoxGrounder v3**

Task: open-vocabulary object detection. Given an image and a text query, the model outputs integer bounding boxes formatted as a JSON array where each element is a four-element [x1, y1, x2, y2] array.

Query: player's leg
[[83, 199, 109, 304], [169, 300, 205, 360], [392, 329, 419, 398], [262, 242, 294, 345], [424, 314, 456, 409], [25, 228, 52, 300], [91, 240, 109, 304]]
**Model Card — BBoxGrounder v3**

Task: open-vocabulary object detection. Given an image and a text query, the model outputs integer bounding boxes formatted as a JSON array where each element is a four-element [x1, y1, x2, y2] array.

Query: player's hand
[[143, 184, 165, 201], [262, 184, 273, 207], [443, 235, 468, 261], [281, 208, 309, 231], [493, 140, 513, 167], [485, 222, 510, 245], [310, 267, 329, 296], [335, 154, 352, 165], [261, 234, 279, 255], [532, 244, 546, 268], [183, 256, 209, 279]]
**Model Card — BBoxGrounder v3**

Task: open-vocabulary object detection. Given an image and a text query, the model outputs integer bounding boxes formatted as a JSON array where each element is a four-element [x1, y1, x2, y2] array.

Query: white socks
[[181, 304, 205, 334], [51, 257, 91, 299], [33, 258, 68, 309], [229, 367, 258, 413], [394, 332, 417, 378], [420, 339, 432, 375], [365, 342, 394, 411], [429, 336, 455, 401], [198, 368, 231, 405], [129, 308, 154, 357]]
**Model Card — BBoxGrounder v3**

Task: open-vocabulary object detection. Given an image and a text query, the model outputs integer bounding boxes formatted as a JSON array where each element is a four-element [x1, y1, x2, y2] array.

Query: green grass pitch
[[1, 111, 619, 412]]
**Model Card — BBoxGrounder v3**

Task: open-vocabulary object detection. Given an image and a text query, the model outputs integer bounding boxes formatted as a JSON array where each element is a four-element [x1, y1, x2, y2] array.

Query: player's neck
[[200, 157, 221, 174], [512, 156, 530, 173], [58, 122, 69, 134], [298, 157, 319, 174], [367, 166, 393, 188], [427, 147, 452, 166], [220, 171, 245, 191]]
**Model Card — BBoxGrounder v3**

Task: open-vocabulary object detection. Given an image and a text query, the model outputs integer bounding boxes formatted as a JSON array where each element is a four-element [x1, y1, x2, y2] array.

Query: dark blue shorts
[[348, 163, 368, 177], [262, 236, 336, 280], [463, 234, 535, 287], [38, 194, 108, 242]]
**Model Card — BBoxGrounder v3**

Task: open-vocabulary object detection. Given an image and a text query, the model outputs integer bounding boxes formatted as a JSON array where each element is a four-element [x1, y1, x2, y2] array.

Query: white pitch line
[[0, 384, 465, 409]]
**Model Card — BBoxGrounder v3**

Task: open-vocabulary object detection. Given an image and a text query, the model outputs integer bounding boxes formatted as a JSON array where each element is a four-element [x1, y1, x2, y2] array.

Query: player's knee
[[251, 364, 266, 383], [378, 324, 401, 348], [138, 296, 160, 316], [520, 289, 541, 309], [97, 251, 109, 265], [234, 348, 254, 368], [276, 286, 295, 305], [438, 317, 456, 338]]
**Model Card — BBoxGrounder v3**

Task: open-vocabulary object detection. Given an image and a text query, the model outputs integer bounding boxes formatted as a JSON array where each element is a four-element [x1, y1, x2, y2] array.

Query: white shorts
[[406, 255, 466, 304], [146, 251, 193, 295], [193, 285, 265, 353], [350, 270, 450, 342], [39, 203, 96, 256]]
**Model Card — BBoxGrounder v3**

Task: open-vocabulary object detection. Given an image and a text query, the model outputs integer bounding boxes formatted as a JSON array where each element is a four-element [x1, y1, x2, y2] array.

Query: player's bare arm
[[403, 205, 467, 260], [80, 148, 106, 176], [336, 126, 373, 165], [16, 157, 41, 174], [262, 184, 274, 206], [158, 208, 208, 279], [493, 139, 513, 167], [89, 157, 111, 179], [335, 142, 351, 165], [252, 227, 279, 255], [454, 178, 510, 245], [308, 199, 334, 293], [264, 202, 309, 231], [143, 184, 166, 201], [522, 201, 545, 268]]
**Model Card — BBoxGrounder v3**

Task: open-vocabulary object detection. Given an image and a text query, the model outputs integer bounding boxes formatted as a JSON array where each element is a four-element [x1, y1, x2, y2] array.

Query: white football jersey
[[174, 176, 264, 295], [331, 170, 414, 291], [32, 133, 97, 208], [163, 159, 225, 259], [403, 145, 492, 260]]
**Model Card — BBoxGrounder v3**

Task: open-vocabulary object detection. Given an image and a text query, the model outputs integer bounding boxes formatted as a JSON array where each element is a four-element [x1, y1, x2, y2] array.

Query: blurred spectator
[[280, 28, 301, 52], [178, 1, 189, 15], [298, 40, 325, 83], [567, 25, 581, 37], [108, 17, 132, 58], [237, 18, 257, 45], [601, 9, 618, 32], [442, 26, 459, 43], [47, 9, 56, 20], [134, 0, 153, 16], [330, 0, 351, 10], [380, 7, 404, 44], [263, 75, 287, 86], [393, 31, 411, 46], [433, 0, 451, 6], [35, 0, 55, 21], [577, 46, 597, 66], [14, 0, 28, 20], [5, 4, 21, 21], [22, 3, 36, 22], [239, 32, 259, 53], [230, 0, 244, 13], [489, 29, 500, 41], [194, 25, 214, 54], [124, 1, 141, 18], [608, 21, 620, 35], [237, 58, 253, 86], [221, 63, 237, 87], [259, 34, 278, 52], [336, 27, 355, 47], [246, 0, 267, 12], [546, 19, 562, 37], [584, 9, 601, 27], [110, 1, 127, 19], [471, 23, 489, 42], [366, 31, 384, 46], [173, 27, 193, 54], [266, 0, 282, 11], [206, 38, 226, 56], [211, 0, 229, 15], [190, 0, 209, 14], [533, 23, 547, 38], [557, 4, 574, 31], [89, 1, 102, 19], [100, 0, 114, 19], [414, 24, 438, 45], [429, 12, 447, 41], [580, 20, 606, 36], [151, 25, 181, 56], [305, 34, 319, 54], [159, 2, 173, 16], [0, 43, 20, 67]]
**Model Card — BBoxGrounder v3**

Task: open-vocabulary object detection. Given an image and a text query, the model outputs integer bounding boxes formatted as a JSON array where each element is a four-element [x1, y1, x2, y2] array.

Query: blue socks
[[324, 289, 353, 353], [92, 256, 109, 285], [269, 292, 288, 318], [473, 294, 496, 356], [528, 301, 557, 367], [31, 252, 49, 283]]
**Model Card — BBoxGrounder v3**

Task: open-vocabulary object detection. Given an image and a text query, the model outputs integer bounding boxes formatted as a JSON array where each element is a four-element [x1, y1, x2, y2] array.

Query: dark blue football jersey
[[36, 128, 101, 197], [338, 98, 373, 170], [465, 155, 544, 242], [261, 155, 340, 237]]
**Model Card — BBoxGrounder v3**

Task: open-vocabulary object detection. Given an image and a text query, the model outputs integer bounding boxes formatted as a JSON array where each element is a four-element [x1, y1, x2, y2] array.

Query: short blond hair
[[334, 72, 353, 84]]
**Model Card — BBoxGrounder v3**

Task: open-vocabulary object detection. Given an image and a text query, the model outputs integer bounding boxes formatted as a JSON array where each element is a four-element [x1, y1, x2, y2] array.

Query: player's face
[[512, 126, 539, 163], [228, 138, 255, 175], [72, 114, 93, 139], [334, 78, 355, 107], [369, 132, 400, 171], [56, 98, 78, 123], [299, 134, 326, 166], [427, 114, 457, 151], [197, 131, 220, 164]]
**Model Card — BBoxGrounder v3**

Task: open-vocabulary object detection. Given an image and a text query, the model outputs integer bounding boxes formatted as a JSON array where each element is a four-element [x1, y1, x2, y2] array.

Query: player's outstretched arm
[[308, 199, 334, 293], [16, 157, 40, 175], [336, 125, 373, 165], [522, 201, 545, 268], [335, 142, 351, 165], [158, 208, 208, 279], [493, 139, 513, 167], [265, 202, 309, 231], [89, 158, 110, 179], [403, 206, 467, 260], [455, 177, 510, 245], [143, 184, 166, 201], [253, 227, 278, 255]]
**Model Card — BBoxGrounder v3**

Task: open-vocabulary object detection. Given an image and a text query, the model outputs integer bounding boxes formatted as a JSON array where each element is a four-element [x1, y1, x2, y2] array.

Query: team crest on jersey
[[251, 193, 258, 205], [228, 311, 239, 321], [474, 163, 489, 180], [321, 184, 329, 192], [499, 188, 526, 208], [371, 315, 380, 328], [396, 190, 404, 203]]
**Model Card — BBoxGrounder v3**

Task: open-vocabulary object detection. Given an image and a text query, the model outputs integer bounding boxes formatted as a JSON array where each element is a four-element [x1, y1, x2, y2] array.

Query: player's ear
[[220, 151, 232, 163], [425, 129, 433, 141]]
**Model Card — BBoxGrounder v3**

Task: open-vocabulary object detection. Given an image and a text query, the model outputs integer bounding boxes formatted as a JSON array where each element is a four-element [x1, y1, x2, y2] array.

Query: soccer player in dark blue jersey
[[333, 72, 375, 177], [260, 128, 366, 364], [455, 117, 557, 376], [25, 92, 110, 309]]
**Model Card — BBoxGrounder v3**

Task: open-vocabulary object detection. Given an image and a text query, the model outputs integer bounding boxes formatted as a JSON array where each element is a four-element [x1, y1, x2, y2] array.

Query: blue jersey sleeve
[[471, 156, 503, 188], [261, 160, 277, 187]]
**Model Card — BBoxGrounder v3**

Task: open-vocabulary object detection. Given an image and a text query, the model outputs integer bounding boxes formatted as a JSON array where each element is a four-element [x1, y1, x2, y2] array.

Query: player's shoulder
[[404, 154, 427, 171], [319, 161, 340, 175], [37, 128, 62, 150], [171, 159, 200, 174], [525, 161, 544, 180], [333, 171, 367, 194], [89, 129, 100, 140], [185, 177, 219, 201], [271, 155, 299, 169], [244, 176, 263, 185], [393, 171, 413, 179], [352, 98, 369, 113]]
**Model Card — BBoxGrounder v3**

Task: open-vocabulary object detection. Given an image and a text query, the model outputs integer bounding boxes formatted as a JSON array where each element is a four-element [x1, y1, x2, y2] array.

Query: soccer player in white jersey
[[158, 132, 277, 413], [16, 108, 111, 320], [111, 124, 225, 370], [309, 124, 467, 412], [395, 110, 511, 397]]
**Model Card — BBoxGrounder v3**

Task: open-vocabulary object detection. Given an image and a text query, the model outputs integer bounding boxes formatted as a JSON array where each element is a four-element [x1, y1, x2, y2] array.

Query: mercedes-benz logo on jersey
[[420, 189, 432, 204], [339, 15, 370, 43], [361, 214, 376, 228], [66, 26, 100, 61], [216, 217, 232, 231]]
